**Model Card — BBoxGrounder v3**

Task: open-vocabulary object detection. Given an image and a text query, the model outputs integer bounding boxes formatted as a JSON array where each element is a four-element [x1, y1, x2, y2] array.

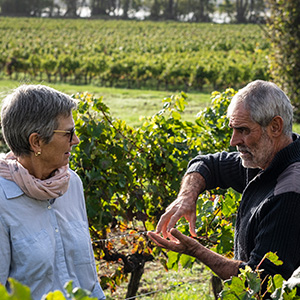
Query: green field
[[2, 79, 299, 133], [0, 17, 271, 125], [0, 17, 269, 92], [0, 79, 211, 127]]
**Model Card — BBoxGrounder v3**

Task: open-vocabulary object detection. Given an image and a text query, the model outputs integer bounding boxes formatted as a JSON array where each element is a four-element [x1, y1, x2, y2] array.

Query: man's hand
[[148, 228, 200, 257], [156, 196, 197, 238], [156, 172, 206, 238], [148, 228, 242, 281]]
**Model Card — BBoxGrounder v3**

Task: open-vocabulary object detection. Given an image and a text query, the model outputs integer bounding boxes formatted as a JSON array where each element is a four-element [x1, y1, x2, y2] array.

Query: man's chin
[[241, 160, 260, 169]]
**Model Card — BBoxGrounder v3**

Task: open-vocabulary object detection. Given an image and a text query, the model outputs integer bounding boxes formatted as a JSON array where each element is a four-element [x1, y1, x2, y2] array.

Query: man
[[148, 80, 300, 286]]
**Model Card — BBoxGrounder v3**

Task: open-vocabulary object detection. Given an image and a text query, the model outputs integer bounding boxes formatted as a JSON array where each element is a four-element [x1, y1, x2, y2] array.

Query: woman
[[0, 85, 105, 300]]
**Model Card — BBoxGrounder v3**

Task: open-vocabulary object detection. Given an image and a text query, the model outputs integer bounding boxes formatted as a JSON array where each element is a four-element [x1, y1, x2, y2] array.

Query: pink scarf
[[0, 152, 70, 200]]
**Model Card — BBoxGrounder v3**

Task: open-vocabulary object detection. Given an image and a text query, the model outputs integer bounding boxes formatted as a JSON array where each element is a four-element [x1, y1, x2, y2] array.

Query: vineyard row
[[0, 17, 270, 90]]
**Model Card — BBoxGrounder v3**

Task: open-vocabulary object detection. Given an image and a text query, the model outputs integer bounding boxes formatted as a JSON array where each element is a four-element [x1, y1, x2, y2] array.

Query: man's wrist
[[179, 172, 206, 199]]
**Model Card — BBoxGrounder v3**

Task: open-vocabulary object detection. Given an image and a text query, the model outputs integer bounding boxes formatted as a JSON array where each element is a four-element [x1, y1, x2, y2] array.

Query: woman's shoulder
[[68, 168, 82, 182], [68, 168, 84, 193]]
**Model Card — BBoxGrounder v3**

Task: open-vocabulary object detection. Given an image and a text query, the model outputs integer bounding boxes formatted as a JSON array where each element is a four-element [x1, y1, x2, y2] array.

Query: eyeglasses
[[53, 127, 75, 142]]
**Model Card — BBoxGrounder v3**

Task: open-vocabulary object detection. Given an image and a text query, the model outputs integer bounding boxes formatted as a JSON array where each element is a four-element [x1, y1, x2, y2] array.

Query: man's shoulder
[[274, 162, 300, 196]]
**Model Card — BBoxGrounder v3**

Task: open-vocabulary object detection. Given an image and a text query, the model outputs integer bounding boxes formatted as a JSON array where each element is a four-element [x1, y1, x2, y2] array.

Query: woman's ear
[[269, 116, 284, 137], [28, 133, 42, 154]]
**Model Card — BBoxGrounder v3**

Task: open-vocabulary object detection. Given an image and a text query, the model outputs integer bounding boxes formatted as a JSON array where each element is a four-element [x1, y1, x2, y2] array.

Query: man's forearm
[[178, 174, 241, 279], [178, 172, 206, 200], [149, 228, 242, 281], [191, 242, 241, 280]]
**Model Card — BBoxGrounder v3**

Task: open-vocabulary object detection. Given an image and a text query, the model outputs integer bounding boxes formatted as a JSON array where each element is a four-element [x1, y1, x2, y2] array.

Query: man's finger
[[156, 214, 171, 238], [148, 231, 169, 248], [166, 211, 182, 233], [169, 228, 188, 242], [188, 212, 197, 237]]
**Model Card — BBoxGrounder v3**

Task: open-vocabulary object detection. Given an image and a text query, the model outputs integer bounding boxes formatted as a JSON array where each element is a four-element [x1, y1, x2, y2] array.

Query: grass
[[103, 260, 215, 300], [2, 78, 299, 131], [0, 79, 211, 127], [139, 262, 215, 300]]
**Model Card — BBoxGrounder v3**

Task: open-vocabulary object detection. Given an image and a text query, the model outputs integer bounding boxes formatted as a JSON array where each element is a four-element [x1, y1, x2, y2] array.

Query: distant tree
[[148, 0, 173, 20], [235, 0, 248, 23], [191, 0, 215, 22], [234, 0, 265, 23], [175, 0, 192, 20], [162, 0, 176, 20], [149, 0, 162, 20], [32, 0, 55, 16], [119, 0, 142, 19], [90, 0, 113, 16], [62, 0, 79, 17], [122, 0, 130, 18], [248, 0, 265, 23], [0, 0, 30, 15], [219, 0, 235, 23], [0, 0, 53, 16], [149, 0, 215, 21], [267, 0, 300, 120], [44, 0, 58, 17]]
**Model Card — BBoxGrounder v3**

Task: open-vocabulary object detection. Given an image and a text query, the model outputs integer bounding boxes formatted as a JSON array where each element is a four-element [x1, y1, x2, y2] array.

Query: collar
[[0, 177, 24, 199]]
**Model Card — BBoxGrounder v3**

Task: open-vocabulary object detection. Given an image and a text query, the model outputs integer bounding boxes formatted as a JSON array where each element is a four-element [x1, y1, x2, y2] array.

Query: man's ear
[[28, 133, 42, 154], [269, 116, 284, 137]]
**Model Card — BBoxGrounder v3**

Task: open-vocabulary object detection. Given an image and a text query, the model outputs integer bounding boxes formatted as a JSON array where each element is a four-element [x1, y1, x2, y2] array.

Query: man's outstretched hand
[[148, 228, 200, 257], [148, 228, 242, 281]]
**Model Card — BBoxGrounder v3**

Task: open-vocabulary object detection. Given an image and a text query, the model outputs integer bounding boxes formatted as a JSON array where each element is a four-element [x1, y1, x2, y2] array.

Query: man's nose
[[230, 130, 242, 147]]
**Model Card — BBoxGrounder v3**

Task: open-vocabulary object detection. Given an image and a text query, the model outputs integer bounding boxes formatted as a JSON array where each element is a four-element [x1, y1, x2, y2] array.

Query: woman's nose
[[71, 132, 80, 145]]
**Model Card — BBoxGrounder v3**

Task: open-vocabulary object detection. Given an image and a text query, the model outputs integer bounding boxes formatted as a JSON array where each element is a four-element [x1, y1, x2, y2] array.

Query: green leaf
[[246, 270, 261, 294], [175, 96, 186, 112], [63, 281, 74, 296], [73, 287, 97, 299], [222, 194, 237, 217], [8, 278, 32, 300], [163, 102, 170, 109], [0, 284, 10, 300], [268, 274, 284, 299], [221, 276, 247, 299], [171, 110, 181, 120], [179, 254, 195, 268], [167, 251, 180, 271], [265, 252, 283, 266], [43, 291, 66, 300]]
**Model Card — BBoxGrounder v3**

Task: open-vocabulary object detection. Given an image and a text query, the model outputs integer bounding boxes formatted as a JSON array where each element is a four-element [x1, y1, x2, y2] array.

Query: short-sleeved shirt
[[0, 169, 105, 300]]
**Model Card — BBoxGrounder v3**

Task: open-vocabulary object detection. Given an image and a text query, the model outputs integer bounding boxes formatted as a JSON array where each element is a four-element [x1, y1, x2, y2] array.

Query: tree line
[[0, 0, 266, 23]]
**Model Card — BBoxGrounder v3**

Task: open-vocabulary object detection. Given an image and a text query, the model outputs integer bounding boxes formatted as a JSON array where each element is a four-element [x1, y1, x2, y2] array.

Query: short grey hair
[[227, 80, 293, 136], [1, 84, 77, 156]]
